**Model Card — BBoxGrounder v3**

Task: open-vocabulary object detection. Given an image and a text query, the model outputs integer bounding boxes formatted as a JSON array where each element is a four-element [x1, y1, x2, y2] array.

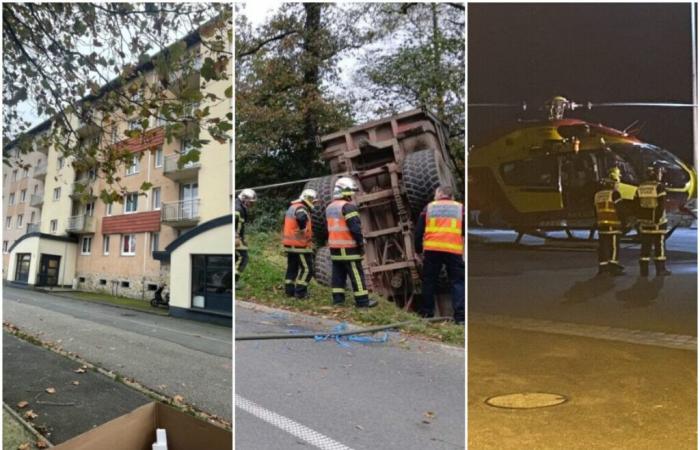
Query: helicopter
[[468, 96, 697, 240]]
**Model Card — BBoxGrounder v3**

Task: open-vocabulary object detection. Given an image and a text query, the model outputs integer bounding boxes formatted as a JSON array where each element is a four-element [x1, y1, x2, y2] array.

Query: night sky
[[468, 3, 696, 165]]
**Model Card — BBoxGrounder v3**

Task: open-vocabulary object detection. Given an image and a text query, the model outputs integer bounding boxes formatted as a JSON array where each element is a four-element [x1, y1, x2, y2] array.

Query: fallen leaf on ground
[[45, 387, 56, 394], [18, 443, 30, 450], [422, 411, 435, 424], [74, 368, 86, 374], [36, 440, 49, 449], [16, 400, 29, 409], [173, 395, 185, 403], [71, 381, 80, 386], [355, 424, 364, 431], [24, 410, 38, 420]]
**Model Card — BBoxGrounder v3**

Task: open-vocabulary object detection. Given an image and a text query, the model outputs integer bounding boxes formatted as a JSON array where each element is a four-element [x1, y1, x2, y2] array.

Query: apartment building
[[4, 20, 233, 324]]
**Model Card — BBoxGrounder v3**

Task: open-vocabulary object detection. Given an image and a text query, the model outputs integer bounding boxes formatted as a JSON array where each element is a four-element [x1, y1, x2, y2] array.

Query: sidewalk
[[3, 331, 150, 445], [468, 322, 696, 450]]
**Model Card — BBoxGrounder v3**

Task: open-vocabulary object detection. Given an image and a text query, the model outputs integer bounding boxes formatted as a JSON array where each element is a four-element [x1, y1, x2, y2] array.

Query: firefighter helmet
[[299, 188, 318, 205], [608, 167, 621, 183], [238, 188, 257, 203], [333, 177, 359, 198]]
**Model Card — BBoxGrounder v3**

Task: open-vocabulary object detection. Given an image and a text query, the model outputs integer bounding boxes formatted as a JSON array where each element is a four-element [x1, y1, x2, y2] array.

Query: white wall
[[39, 239, 78, 286]]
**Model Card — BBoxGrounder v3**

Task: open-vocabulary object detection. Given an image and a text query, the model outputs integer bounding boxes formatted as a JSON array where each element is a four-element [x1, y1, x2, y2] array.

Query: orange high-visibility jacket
[[594, 189, 621, 229], [282, 201, 312, 248], [423, 200, 464, 255], [326, 200, 358, 249]]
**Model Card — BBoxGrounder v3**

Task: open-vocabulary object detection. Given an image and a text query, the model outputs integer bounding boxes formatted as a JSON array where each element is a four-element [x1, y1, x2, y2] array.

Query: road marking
[[236, 395, 355, 450], [471, 313, 697, 351]]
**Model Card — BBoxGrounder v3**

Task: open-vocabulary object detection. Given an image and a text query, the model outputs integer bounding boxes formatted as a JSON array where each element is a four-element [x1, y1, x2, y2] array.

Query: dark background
[[468, 3, 696, 164]]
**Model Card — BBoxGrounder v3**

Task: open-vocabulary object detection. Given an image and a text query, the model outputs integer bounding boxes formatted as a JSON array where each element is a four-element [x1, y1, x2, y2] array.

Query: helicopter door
[[559, 153, 597, 217]]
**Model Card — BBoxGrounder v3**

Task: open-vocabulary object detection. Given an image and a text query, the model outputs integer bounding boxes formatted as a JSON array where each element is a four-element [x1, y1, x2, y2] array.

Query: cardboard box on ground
[[52, 402, 231, 450]]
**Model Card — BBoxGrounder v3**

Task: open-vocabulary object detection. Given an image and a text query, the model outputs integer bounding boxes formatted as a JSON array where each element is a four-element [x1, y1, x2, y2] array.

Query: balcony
[[70, 179, 96, 199], [26, 223, 40, 234], [33, 161, 48, 179], [163, 153, 200, 182], [30, 193, 44, 207], [66, 215, 96, 234], [161, 199, 200, 228]]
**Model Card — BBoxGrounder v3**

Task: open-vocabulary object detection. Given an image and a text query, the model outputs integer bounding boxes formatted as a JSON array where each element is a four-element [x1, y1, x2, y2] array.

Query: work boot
[[356, 299, 378, 308], [655, 260, 672, 277], [639, 261, 649, 277]]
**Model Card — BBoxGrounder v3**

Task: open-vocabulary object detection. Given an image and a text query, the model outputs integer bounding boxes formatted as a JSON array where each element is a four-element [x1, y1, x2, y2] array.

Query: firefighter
[[326, 177, 378, 308], [414, 186, 465, 324], [594, 168, 624, 275], [235, 189, 256, 288], [636, 164, 672, 277], [282, 189, 317, 298]]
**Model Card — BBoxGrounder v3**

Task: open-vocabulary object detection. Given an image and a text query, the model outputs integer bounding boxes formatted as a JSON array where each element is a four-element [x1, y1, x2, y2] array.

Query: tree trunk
[[302, 3, 322, 170], [431, 3, 446, 121]]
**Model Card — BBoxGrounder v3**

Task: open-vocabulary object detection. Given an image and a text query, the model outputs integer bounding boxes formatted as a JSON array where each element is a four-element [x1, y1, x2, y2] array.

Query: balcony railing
[[27, 223, 41, 234], [163, 153, 200, 181], [66, 215, 95, 233], [70, 179, 95, 199], [30, 193, 44, 207], [33, 161, 48, 179], [161, 199, 200, 227]]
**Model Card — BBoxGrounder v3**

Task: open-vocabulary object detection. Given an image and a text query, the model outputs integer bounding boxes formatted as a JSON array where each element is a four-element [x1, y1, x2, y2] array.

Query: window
[[154, 147, 163, 168], [22, 168, 28, 178], [106, 202, 113, 216], [20, 189, 26, 203], [9, 193, 15, 205], [17, 215, 23, 228], [78, 277, 86, 283], [191, 255, 233, 313], [500, 156, 559, 188], [152, 187, 161, 210], [53, 187, 61, 201], [150, 232, 159, 252], [124, 193, 138, 213], [2, 241, 7, 253], [12, 170, 17, 181], [33, 184, 39, 194], [126, 154, 140, 176], [6, 217, 11, 229], [99, 279, 107, 286], [121, 280, 131, 288], [147, 283, 158, 291], [58, 157, 64, 169], [85, 202, 95, 217], [103, 235, 110, 255], [121, 234, 136, 255], [111, 126, 120, 144], [81, 237, 92, 255], [30, 211, 35, 223], [128, 119, 140, 131], [50, 219, 57, 233]]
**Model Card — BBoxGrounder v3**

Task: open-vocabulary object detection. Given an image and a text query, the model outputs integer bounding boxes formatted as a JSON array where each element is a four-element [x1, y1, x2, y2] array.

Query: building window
[[6, 217, 11, 229], [15, 253, 31, 283], [111, 126, 120, 144], [85, 201, 95, 217], [124, 193, 138, 213], [2, 241, 8, 253], [152, 187, 161, 210], [191, 255, 233, 313], [12, 170, 17, 182], [150, 232, 159, 252], [121, 234, 136, 255], [22, 168, 28, 178], [53, 187, 61, 201], [147, 283, 158, 291], [17, 214, 23, 228], [20, 189, 26, 203], [58, 157, 64, 169], [99, 279, 107, 286], [103, 235, 110, 255], [78, 277, 86, 283], [128, 119, 140, 131], [33, 184, 39, 194], [126, 154, 140, 176], [30, 211, 35, 223], [154, 147, 163, 168], [81, 237, 92, 255], [9, 193, 15, 205], [50, 219, 57, 233], [121, 280, 131, 288]]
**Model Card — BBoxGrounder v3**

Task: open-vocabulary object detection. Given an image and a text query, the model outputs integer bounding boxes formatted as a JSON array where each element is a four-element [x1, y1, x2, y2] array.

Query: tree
[[3, 3, 232, 201]]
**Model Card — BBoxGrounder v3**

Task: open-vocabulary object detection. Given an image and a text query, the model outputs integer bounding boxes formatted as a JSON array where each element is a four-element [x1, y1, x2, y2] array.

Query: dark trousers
[[235, 250, 249, 281], [331, 259, 369, 306], [285, 252, 314, 298], [420, 251, 465, 322], [597, 232, 621, 269], [640, 224, 668, 275]]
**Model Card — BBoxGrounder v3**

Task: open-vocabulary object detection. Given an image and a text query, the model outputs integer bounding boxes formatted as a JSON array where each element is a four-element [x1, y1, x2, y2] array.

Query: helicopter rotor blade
[[589, 102, 697, 108], [468, 102, 528, 111]]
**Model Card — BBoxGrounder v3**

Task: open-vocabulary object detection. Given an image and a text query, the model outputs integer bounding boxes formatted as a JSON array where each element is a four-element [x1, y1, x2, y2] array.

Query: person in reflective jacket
[[326, 177, 378, 308], [594, 168, 624, 276], [235, 189, 256, 288], [282, 189, 317, 298], [636, 164, 672, 277], [414, 186, 465, 324]]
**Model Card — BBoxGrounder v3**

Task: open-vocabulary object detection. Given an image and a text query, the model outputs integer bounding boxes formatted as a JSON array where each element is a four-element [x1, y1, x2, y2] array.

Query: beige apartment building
[[4, 20, 233, 324]]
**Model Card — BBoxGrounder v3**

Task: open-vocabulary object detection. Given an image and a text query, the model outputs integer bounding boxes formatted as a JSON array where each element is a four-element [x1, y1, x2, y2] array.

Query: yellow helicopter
[[468, 96, 697, 239]]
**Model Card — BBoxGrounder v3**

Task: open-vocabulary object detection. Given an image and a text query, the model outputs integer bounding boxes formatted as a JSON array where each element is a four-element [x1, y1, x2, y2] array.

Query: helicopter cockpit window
[[608, 144, 689, 188], [500, 156, 559, 188], [599, 152, 638, 185]]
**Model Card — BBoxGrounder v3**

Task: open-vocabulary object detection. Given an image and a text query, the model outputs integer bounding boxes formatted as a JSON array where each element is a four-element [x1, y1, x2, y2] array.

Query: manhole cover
[[485, 392, 567, 409]]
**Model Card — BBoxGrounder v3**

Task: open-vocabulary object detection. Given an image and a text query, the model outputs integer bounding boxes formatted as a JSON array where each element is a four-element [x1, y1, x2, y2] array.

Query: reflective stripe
[[332, 288, 346, 293], [611, 234, 617, 263], [285, 279, 294, 284], [344, 211, 359, 220], [330, 254, 363, 261], [350, 261, 364, 296], [423, 240, 464, 252], [297, 254, 308, 285], [425, 226, 462, 234], [423, 200, 464, 255]]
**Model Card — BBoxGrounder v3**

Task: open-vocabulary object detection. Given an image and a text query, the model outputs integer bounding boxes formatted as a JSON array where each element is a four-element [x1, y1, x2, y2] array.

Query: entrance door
[[180, 183, 199, 220], [37, 254, 61, 287], [14, 253, 31, 283]]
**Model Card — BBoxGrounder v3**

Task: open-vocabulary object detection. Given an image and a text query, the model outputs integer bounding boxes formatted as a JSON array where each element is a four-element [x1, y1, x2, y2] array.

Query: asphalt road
[[468, 228, 697, 335], [3, 286, 232, 420], [235, 302, 465, 450]]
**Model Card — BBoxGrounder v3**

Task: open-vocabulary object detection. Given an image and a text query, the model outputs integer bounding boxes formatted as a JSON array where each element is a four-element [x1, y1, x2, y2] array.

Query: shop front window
[[191, 255, 232, 314]]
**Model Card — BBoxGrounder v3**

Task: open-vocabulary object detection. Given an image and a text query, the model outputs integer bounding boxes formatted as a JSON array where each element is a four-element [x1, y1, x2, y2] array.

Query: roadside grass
[[3, 407, 44, 449], [238, 232, 465, 346], [61, 291, 169, 315]]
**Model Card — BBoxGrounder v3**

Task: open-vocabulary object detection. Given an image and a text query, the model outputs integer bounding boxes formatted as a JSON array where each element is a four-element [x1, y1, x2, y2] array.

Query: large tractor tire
[[402, 149, 457, 217], [304, 175, 335, 246], [314, 246, 332, 286]]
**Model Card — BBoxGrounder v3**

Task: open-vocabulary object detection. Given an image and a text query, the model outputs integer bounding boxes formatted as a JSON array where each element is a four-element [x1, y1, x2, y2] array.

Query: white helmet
[[238, 188, 257, 202], [333, 177, 358, 198], [299, 188, 318, 204]]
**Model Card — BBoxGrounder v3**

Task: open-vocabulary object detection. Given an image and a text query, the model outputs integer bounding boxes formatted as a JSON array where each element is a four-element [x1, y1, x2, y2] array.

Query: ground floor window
[[121, 234, 136, 255], [191, 254, 232, 314], [15, 253, 31, 283]]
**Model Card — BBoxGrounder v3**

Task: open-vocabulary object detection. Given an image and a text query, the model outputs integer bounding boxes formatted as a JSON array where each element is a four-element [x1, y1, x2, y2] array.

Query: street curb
[[38, 291, 169, 317], [236, 300, 465, 356], [3, 322, 232, 431], [3, 402, 54, 448]]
